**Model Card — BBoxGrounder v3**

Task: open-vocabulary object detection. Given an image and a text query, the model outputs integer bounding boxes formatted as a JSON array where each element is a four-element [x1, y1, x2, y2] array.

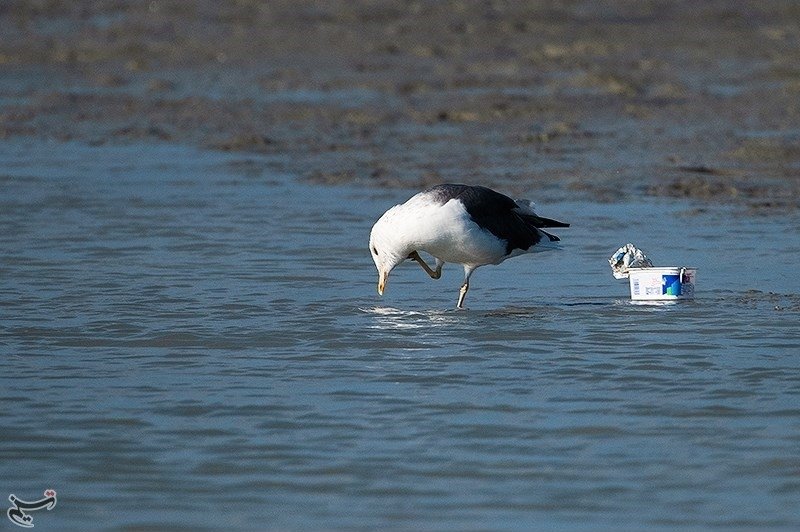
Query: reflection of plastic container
[[628, 267, 697, 301]]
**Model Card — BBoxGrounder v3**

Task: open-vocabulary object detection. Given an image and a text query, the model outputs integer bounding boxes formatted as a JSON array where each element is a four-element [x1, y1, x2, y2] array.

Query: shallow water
[[1, 140, 799, 530]]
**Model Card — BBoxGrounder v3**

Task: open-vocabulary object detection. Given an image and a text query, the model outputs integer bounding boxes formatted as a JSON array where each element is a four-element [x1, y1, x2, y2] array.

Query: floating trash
[[609, 243, 696, 301], [609, 243, 653, 279]]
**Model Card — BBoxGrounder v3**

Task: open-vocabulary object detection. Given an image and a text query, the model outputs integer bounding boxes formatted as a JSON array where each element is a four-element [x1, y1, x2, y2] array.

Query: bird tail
[[515, 215, 564, 244], [518, 213, 570, 235], [529, 216, 570, 229], [538, 228, 562, 242], [514, 199, 570, 229]]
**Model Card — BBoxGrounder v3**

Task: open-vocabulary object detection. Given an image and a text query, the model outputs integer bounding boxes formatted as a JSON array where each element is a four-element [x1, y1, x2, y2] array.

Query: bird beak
[[377, 269, 388, 295]]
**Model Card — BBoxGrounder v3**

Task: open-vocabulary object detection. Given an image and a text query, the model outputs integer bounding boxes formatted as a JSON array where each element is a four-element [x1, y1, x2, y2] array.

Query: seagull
[[369, 183, 569, 308]]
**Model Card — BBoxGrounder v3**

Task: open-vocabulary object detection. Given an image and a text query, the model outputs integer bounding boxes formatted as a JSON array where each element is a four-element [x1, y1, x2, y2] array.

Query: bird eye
[[371, 246, 379, 256]]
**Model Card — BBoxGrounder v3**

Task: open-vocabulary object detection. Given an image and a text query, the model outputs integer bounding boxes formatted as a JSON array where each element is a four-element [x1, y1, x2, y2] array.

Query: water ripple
[[1, 141, 799, 530]]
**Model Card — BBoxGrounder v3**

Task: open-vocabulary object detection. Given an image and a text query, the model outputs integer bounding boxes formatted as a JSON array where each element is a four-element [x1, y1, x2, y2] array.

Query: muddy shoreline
[[2, 1, 799, 211]]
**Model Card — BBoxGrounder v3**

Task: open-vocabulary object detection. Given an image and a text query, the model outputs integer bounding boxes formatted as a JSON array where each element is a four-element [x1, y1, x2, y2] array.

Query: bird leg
[[457, 281, 469, 309], [408, 251, 442, 279], [456, 266, 476, 309]]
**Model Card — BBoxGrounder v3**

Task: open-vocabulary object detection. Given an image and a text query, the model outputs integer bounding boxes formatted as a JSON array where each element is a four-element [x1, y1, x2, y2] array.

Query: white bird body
[[369, 184, 568, 308], [381, 198, 505, 265]]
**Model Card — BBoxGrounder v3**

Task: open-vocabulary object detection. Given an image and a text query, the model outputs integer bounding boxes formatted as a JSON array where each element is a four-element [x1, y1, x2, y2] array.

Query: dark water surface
[[1, 141, 799, 530]]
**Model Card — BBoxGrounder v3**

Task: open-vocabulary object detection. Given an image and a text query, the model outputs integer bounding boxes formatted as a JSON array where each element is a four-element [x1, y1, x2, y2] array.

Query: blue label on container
[[662, 274, 681, 296]]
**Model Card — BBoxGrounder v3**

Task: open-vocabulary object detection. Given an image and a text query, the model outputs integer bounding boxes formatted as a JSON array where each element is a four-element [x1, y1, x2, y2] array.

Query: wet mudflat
[[1, 1, 799, 209]]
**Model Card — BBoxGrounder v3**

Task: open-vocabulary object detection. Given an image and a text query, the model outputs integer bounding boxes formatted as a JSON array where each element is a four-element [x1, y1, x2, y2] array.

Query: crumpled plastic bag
[[609, 243, 654, 279]]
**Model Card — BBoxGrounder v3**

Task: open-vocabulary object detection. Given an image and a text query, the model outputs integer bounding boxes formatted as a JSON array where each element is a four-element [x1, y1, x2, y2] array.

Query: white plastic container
[[628, 267, 697, 301]]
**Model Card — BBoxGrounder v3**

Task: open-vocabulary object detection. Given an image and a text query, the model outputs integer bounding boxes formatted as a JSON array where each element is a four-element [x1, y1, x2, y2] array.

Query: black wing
[[425, 184, 569, 255]]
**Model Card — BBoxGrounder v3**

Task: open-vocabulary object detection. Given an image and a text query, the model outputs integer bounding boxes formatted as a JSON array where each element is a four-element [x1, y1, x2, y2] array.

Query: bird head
[[369, 208, 409, 296]]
